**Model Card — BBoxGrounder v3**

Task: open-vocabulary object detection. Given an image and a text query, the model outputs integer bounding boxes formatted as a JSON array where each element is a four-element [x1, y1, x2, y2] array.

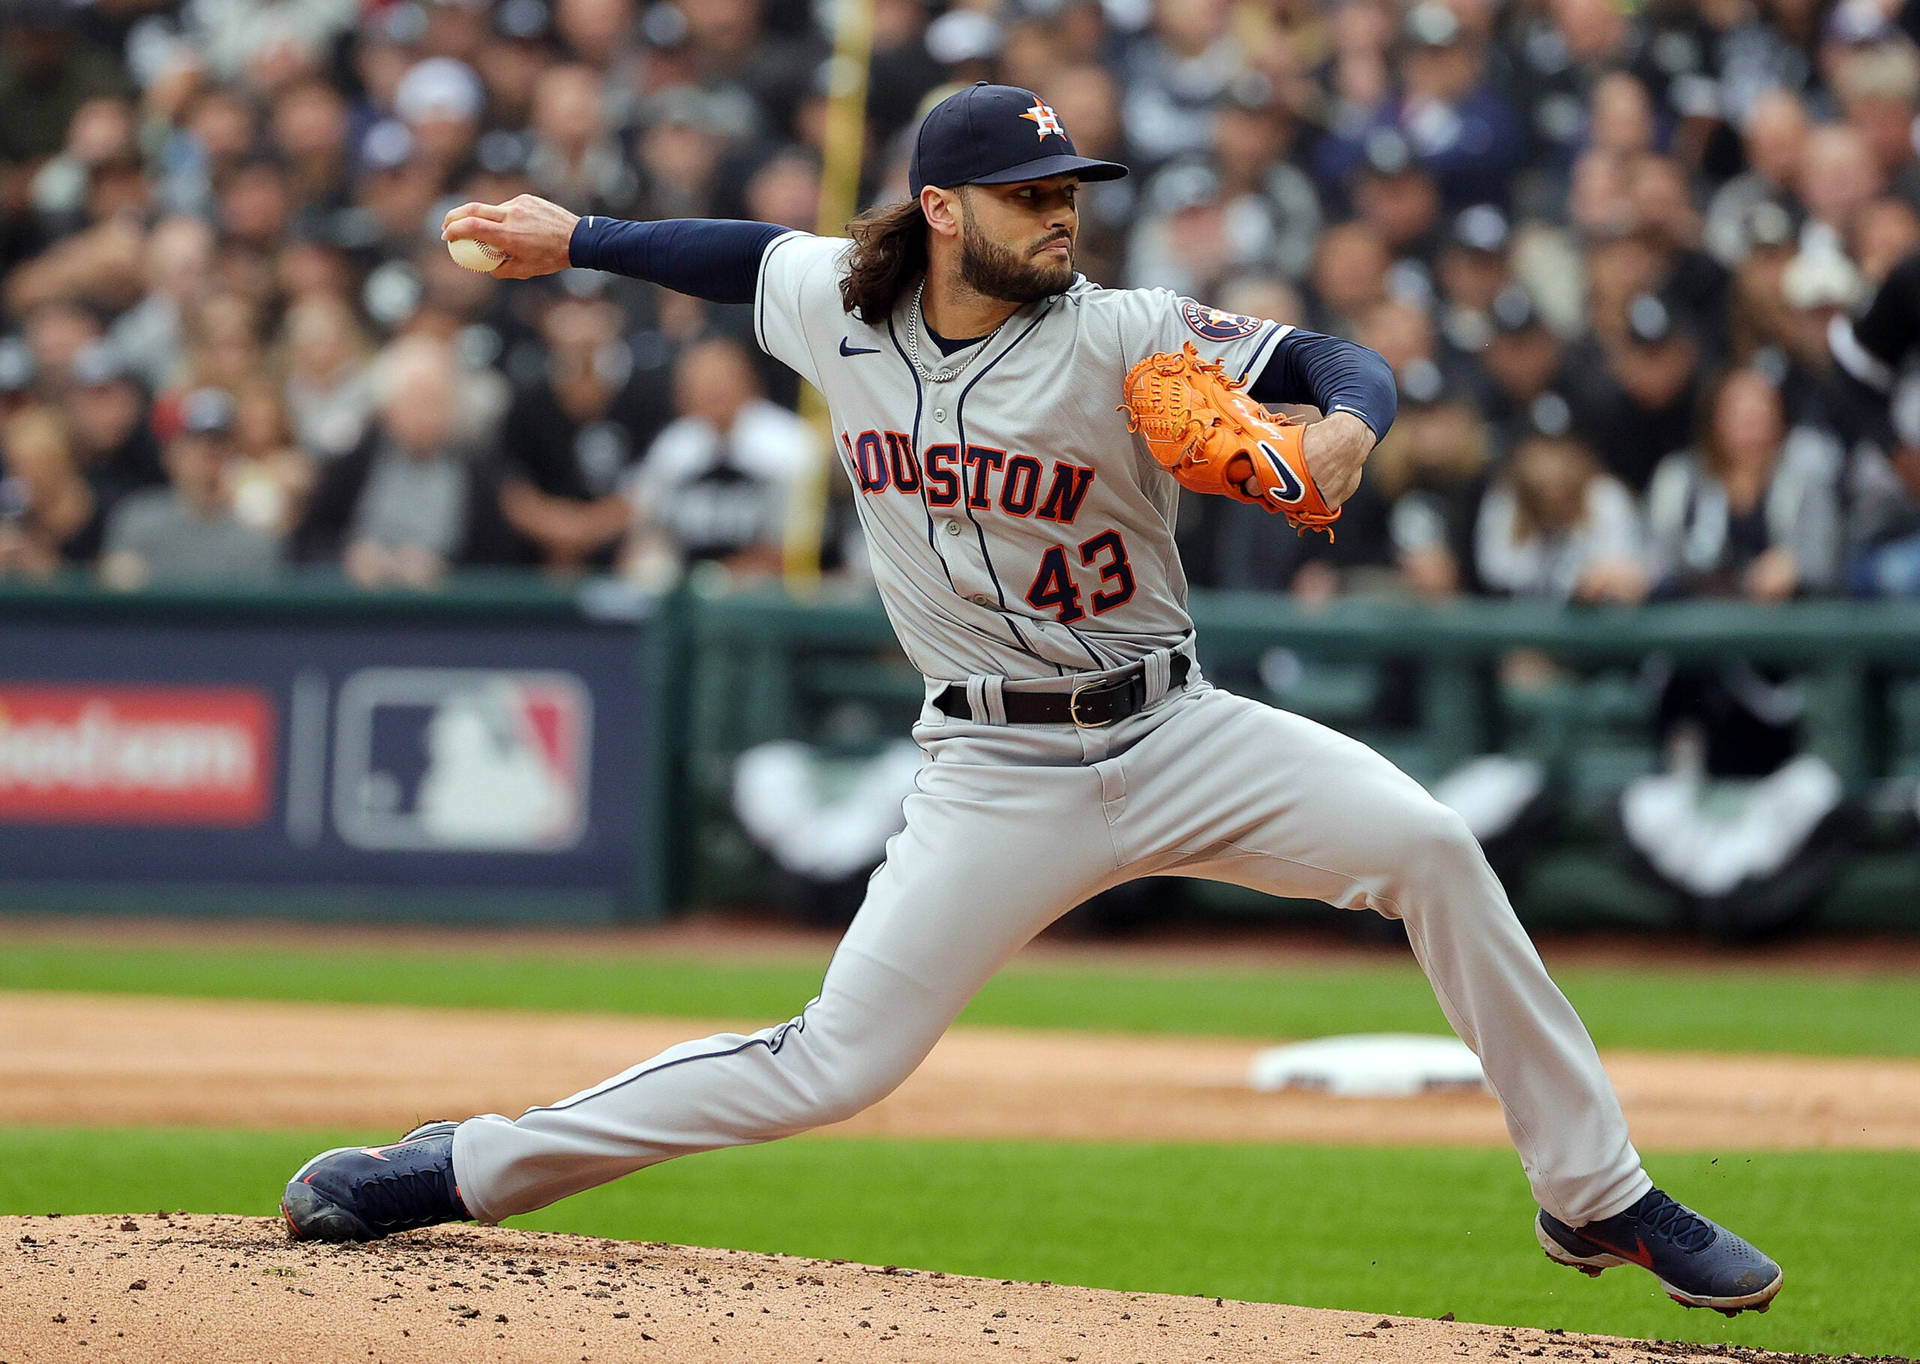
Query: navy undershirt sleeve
[[1248, 328, 1398, 441], [568, 217, 786, 304]]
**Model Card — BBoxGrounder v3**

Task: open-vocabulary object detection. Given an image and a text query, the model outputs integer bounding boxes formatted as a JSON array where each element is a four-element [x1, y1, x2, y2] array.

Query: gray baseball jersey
[[452, 236, 1652, 1240], [756, 231, 1288, 680]]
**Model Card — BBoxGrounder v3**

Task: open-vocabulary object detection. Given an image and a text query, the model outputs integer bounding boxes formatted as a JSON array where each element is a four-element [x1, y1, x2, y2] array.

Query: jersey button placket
[[944, 520, 962, 536]]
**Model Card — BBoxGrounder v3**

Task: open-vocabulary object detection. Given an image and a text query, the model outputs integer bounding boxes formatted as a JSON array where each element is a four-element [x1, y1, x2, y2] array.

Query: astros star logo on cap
[[907, 84, 1127, 194], [1021, 101, 1065, 139]]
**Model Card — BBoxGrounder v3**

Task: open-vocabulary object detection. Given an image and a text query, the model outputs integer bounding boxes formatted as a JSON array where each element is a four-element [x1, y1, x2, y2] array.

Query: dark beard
[[958, 209, 1074, 305]]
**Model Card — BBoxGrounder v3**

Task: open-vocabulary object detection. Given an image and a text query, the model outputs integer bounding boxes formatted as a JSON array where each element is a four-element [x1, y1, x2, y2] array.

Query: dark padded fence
[[0, 574, 671, 923], [681, 587, 1920, 931]]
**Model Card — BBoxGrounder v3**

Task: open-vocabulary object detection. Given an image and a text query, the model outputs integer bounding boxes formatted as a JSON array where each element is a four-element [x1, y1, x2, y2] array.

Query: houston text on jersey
[[840, 429, 1095, 522]]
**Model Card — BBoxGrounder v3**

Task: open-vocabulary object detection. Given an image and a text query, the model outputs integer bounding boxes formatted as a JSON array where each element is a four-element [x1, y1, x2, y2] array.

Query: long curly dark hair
[[839, 198, 927, 323]]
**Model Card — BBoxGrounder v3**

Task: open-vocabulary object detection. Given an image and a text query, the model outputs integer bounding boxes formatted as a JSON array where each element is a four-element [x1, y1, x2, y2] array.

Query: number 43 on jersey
[[1027, 530, 1134, 624]]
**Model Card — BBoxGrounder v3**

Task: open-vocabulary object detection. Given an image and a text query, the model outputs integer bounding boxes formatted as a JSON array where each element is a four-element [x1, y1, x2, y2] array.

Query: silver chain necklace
[[904, 278, 1010, 385]]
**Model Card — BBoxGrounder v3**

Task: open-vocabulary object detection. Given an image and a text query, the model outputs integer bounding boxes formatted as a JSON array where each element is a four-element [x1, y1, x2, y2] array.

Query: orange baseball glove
[[1120, 342, 1340, 539]]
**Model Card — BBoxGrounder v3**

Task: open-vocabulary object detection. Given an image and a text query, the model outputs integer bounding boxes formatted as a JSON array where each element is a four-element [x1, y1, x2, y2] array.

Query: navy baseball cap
[[909, 83, 1128, 195]]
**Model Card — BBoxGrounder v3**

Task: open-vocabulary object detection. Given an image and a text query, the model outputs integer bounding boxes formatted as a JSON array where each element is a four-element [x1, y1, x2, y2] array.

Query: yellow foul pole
[[782, 0, 873, 589]]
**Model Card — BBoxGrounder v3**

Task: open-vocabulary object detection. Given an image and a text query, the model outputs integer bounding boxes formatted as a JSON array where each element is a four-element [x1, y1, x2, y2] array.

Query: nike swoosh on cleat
[[1584, 1231, 1656, 1269], [839, 338, 880, 356], [358, 1139, 430, 1160]]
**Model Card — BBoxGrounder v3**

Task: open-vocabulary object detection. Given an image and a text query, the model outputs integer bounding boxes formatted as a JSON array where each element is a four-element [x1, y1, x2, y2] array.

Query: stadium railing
[[682, 585, 1920, 930]]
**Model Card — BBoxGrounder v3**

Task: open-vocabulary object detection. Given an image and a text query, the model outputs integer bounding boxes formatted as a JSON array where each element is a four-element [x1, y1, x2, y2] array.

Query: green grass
[[1, 938, 1916, 1055], [0, 1125, 1908, 1357]]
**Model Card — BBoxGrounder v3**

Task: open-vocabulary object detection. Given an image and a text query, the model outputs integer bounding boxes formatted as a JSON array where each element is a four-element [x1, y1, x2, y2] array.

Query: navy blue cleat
[[1536, 1188, 1782, 1316], [281, 1120, 471, 1242]]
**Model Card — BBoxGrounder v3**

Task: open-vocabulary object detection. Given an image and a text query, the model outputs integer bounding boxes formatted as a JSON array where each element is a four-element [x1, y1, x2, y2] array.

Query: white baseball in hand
[[447, 236, 507, 273]]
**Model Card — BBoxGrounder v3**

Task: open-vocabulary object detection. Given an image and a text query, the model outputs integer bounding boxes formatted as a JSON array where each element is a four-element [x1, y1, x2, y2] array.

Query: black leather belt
[[935, 654, 1192, 728]]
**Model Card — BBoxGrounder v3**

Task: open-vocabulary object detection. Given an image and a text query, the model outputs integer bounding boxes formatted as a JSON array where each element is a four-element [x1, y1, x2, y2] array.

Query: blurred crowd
[[4, 0, 1920, 605]]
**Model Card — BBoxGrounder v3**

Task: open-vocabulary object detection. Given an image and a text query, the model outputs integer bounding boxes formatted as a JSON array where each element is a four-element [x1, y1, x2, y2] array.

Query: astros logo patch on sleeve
[[1181, 301, 1263, 341]]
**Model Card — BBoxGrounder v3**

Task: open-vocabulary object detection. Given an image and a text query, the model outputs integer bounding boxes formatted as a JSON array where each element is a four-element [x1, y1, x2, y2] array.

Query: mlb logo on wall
[[332, 669, 590, 852], [0, 685, 273, 826]]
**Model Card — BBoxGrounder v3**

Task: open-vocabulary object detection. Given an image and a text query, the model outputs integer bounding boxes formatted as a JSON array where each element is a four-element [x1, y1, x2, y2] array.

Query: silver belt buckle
[[1068, 681, 1115, 729]]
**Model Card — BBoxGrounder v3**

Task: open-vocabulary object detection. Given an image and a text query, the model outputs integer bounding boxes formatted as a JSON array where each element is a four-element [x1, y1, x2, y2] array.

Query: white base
[[1246, 1033, 1486, 1098]]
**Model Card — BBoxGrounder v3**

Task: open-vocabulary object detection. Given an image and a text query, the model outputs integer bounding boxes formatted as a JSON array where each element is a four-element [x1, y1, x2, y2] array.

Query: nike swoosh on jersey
[[839, 338, 881, 356]]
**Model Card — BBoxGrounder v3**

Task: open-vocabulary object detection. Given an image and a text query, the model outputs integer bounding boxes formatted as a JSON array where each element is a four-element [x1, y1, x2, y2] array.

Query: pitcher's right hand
[[442, 194, 581, 280]]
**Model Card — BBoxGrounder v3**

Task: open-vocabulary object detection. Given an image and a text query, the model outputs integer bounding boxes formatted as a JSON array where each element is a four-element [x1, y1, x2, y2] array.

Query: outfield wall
[[2, 574, 1917, 929]]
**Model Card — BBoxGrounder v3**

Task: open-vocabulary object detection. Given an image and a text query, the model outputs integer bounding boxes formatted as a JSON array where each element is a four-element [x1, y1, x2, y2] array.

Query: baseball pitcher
[[281, 83, 1781, 1317]]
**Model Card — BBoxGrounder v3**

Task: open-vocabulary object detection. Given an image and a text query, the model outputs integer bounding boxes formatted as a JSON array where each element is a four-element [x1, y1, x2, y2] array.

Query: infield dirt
[[1, 1214, 1893, 1364], [6, 992, 1919, 1150], [5, 921, 1913, 1361]]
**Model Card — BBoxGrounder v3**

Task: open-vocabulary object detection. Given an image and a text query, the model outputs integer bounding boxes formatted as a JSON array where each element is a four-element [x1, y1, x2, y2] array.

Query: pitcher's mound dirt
[[0, 1215, 1888, 1364]]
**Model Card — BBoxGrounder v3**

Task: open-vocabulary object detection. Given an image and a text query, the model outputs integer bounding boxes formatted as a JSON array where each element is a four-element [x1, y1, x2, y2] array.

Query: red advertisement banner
[[0, 686, 274, 826]]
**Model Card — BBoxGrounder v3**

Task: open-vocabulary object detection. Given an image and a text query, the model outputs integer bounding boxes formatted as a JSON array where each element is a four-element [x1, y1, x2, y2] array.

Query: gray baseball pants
[[454, 653, 1650, 1228]]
